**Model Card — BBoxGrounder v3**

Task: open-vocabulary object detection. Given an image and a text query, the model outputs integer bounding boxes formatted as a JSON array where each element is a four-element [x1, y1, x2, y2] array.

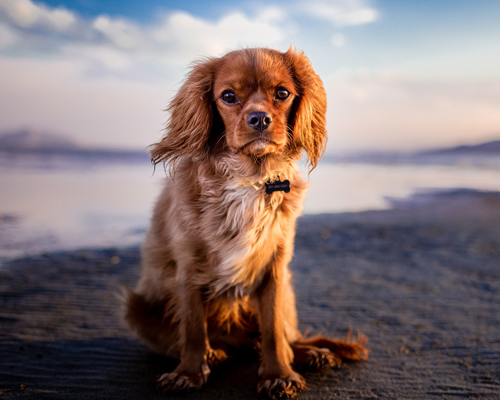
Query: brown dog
[[125, 47, 368, 398]]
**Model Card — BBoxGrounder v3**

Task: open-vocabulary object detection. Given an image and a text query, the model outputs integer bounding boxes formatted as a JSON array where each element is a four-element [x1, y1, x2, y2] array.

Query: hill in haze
[[0, 129, 149, 163], [0, 129, 81, 152], [325, 137, 500, 166], [419, 140, 500, 156]]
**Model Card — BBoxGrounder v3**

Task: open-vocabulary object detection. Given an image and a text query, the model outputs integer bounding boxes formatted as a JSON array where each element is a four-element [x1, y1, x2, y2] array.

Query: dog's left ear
[[285, 49, 328, 170], [151, 57, 220, 173]]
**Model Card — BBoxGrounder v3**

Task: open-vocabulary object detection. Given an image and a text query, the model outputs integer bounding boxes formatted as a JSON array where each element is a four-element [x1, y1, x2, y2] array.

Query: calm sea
[[1, 151, 500, 260]]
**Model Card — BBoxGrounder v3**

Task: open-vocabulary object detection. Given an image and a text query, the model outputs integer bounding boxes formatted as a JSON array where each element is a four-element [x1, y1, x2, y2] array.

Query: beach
[[1, 188, 499, 399]]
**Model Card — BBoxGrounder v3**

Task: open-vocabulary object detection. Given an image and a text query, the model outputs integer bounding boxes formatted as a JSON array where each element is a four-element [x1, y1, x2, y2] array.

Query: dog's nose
[[246, 111, 272, 132]]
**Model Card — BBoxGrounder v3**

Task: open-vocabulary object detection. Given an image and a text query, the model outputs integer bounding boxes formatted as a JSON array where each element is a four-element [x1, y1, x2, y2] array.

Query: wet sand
[[1, 189, 499, 399]]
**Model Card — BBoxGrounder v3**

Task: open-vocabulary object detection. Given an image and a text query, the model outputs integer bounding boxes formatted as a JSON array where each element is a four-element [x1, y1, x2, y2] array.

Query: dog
[[125, 47, 368, 399]]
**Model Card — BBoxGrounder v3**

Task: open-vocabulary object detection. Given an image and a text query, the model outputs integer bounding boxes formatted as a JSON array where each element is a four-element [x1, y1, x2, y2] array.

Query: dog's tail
[[121, 287, 180, 357], [295, 329, 369, 361]]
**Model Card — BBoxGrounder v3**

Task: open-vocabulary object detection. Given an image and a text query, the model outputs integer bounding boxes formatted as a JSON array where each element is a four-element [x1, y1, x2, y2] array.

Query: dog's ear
[[151, 57, 220, 173], [285, 49, 327, 171]]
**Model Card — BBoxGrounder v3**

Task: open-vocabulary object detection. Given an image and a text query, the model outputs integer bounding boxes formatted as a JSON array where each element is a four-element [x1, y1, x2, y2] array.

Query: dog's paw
[[257, 373, 305, 399], [296, 347, 340, 372], [207, 348, 227, 367], [157, 363, 210, 393]]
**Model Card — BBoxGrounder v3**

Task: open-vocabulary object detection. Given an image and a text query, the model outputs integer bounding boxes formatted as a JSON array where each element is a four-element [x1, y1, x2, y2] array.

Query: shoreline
[[1, 189, 500, 399]]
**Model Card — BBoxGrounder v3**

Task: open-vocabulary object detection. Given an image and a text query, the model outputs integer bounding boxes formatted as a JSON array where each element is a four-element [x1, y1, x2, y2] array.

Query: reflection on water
[[0, 152, 160, 259], [305, 161, 500, 213], [1, 151, 500, 260]]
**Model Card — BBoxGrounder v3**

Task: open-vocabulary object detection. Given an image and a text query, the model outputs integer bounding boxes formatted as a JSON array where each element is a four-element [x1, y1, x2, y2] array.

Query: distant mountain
[[0, 129, 149, 163], [322, 138, 500, 167], [420, 140, 500, 156], [0, 129, 81, 152]]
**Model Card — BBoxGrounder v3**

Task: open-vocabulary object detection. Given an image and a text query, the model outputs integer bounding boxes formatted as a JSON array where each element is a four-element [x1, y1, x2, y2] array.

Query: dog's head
[[151, 48, 327, 173]]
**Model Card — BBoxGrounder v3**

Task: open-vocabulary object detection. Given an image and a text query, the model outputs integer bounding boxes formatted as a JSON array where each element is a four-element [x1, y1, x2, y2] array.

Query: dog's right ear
[[150, 57, 220, 173]]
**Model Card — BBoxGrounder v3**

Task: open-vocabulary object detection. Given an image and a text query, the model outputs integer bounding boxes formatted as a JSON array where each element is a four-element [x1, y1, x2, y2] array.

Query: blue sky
[[0, 0, 499, 152]]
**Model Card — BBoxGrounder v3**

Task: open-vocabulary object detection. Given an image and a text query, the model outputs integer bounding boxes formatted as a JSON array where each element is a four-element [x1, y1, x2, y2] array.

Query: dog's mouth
[[236, 138, 284, 157]]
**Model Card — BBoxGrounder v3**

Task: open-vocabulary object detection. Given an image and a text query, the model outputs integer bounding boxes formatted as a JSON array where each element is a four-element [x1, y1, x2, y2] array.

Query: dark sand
[[1, 189, 499, 399]]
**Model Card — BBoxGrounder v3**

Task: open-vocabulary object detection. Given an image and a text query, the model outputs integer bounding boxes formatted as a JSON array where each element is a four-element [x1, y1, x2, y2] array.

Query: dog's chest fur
[[184, 166, 307, 298]]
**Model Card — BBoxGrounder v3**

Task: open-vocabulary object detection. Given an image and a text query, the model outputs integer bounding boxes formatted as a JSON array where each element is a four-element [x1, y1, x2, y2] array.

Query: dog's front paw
[[157, 363, 210, 393], [207, 347, 227, 367], [257, 372, 305, 399]]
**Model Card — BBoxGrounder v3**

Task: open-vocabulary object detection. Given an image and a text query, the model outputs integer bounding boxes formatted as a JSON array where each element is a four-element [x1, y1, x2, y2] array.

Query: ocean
[[1, 150, 500, 260]]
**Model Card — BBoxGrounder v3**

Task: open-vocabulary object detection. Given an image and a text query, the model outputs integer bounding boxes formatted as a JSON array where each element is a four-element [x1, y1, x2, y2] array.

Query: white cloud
[[0, 0, 290, 69], [0, 0, 379, 69], [92, 15, 146, 50], [304, 0, 378, 26], [89, 9, 287, 62], [151, 10, 286, 61], [0, 0, 76, 31]]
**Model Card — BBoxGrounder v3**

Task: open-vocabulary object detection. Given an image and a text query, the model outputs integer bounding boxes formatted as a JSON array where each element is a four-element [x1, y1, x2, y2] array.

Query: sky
[[0, 0, 499, 153]]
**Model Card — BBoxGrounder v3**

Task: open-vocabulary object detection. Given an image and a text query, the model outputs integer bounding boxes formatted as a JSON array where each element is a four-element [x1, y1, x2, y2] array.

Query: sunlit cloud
[[0, 0, 76, 31]]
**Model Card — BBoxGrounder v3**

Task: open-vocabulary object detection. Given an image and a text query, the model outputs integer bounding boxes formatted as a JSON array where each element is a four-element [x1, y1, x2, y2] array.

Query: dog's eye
[[275, 88, 290, 100], [221, 91, 237, 105]]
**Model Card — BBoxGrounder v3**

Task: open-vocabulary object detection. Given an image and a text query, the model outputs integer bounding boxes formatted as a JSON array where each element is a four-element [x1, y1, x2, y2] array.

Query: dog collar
[[265, 177, 290, 194]]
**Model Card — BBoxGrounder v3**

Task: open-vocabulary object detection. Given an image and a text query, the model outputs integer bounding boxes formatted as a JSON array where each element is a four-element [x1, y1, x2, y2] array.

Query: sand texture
[[1, 189, 499, 399]]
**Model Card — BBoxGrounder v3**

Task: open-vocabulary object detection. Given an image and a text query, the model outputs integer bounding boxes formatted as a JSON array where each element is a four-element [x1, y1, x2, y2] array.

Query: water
[[1, 151, 500, 260]]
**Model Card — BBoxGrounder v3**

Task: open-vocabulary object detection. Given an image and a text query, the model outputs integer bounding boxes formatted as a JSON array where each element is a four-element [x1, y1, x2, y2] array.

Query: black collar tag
[[265, 179, 290, 194]]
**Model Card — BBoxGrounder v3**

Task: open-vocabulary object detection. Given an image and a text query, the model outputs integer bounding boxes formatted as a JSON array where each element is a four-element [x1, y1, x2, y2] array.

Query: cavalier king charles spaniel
[[125, 47, 368, 399]]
